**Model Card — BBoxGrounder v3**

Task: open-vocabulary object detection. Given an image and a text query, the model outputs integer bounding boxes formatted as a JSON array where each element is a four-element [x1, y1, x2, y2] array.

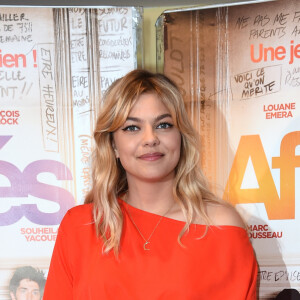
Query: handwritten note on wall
[[231, 3, 300, 100], [68, 8, 92, 202], [231, 65, 281, 100], [38, 44, 58, 152], [98, 7, 136, 94], [0, 12, 35, 102]]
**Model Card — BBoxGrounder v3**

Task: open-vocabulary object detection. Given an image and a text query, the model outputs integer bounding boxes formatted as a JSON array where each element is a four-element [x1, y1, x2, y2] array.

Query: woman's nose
[[142, 126, 159, 147]]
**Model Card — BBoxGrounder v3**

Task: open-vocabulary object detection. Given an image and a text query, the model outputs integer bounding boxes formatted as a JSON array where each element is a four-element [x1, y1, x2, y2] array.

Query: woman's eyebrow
[[155, 113, 172, 122], [125, 114, 172, 123], [126, 116, 141, 122]]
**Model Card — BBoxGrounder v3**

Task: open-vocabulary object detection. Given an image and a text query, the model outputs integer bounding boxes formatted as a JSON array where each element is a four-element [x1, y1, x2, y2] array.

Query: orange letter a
[[223, 135, 285, 220]]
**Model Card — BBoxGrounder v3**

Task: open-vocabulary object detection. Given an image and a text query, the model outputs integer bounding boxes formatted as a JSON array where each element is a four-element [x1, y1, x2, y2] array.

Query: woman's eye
[[157, 122, 173, 129], [122, 125, 139, 131]]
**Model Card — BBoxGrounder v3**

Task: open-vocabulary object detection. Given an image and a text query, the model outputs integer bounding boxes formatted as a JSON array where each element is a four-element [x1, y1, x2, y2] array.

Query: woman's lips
[[138, 152, 164, 161]]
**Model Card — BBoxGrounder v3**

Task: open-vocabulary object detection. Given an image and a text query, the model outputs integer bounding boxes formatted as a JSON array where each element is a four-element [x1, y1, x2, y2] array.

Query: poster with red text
[[0, 7, 142, 299], [160, 0, 300, 298]]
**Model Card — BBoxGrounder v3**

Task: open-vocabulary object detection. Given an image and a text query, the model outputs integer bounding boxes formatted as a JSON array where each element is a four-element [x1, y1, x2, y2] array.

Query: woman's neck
[[124, 178, 176, 216]]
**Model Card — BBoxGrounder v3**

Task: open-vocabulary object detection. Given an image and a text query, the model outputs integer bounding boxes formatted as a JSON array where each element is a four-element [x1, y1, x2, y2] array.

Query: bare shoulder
[[206, 202, 246, 229]]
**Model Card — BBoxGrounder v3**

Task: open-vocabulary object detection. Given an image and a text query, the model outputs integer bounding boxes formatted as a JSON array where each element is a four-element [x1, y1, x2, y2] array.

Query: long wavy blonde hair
[[85, 69, 221, 255]]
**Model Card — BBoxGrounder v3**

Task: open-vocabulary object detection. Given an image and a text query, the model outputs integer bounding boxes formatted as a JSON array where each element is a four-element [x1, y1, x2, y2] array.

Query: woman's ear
[[114, 148, 119, 158], [112, 141, 119, 158]]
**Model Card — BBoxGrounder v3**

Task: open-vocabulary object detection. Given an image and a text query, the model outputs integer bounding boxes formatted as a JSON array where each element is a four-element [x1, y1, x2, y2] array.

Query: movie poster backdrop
[[0, 7, 142, 299], [159, 0, 300, 298]]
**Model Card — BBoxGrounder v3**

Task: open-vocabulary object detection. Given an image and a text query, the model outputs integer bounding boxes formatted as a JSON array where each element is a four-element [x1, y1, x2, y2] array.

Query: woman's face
[[113, 93, 181, 184]]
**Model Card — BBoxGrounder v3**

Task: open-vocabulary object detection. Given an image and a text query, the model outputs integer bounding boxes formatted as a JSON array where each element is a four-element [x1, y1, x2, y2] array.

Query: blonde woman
[[44, 70, 257, 299]]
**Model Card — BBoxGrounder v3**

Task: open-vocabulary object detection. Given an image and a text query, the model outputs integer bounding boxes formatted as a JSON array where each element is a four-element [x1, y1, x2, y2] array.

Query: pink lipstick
[[139, 152, 164, 161]]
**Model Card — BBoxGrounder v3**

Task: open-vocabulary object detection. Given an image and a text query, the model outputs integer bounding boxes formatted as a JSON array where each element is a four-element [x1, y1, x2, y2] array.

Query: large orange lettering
[[224, 135, 281, 219], [272, 131, 300, 219]]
